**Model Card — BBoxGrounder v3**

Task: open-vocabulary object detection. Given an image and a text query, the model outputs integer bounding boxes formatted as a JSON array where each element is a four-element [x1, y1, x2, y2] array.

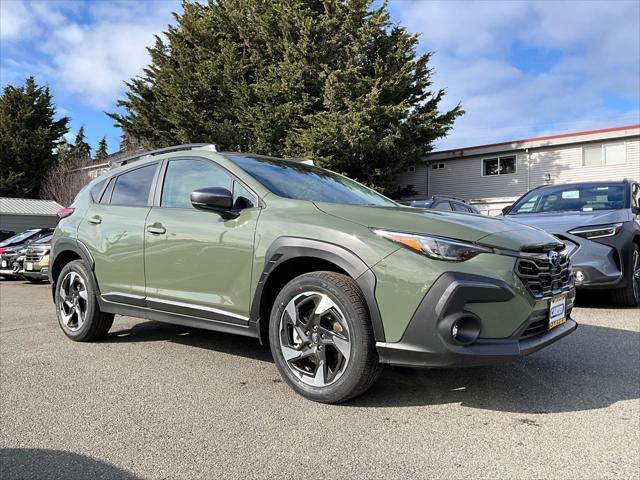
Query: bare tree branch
[[39, 156, 93, 206]]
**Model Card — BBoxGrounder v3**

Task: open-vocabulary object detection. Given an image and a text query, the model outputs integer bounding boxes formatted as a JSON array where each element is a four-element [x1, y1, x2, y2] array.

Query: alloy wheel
[[58, 271, 88, 331], [633, 249, 640, 303], [279, 292, 351, 387]]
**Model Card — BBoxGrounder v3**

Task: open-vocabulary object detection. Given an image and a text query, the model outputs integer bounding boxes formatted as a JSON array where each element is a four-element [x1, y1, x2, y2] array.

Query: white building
[[395, 125, 640, 215]]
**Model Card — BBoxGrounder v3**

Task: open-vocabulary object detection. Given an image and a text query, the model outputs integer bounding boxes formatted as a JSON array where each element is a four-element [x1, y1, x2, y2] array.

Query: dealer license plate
[[1, 260, 6, 268], [549, 295, 566, 329], [25, 262, 33, 271]]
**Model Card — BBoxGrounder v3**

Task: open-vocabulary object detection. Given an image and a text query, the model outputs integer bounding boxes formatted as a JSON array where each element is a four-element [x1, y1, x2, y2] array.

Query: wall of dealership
[[395, 125, 640, 215]]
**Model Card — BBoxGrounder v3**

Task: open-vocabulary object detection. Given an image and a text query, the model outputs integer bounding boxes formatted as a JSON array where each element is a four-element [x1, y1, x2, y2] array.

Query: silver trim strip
[[146, 297, 249, 321], [101, 291, 249, 322]]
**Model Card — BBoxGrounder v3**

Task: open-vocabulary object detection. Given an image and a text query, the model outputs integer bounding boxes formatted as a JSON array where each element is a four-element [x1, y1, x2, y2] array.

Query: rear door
[[143, 157, 260, 322], [78, 162, 159, 300]]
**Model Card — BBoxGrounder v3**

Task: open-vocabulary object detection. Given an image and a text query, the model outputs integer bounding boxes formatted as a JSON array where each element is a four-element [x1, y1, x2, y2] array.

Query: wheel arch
[[251, 237, 385, 345], [49, 238, 98, 301]]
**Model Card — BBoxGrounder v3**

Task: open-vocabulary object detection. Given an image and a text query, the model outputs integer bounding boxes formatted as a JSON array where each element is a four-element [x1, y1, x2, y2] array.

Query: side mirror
[[191, 187, 239, 219], [632, 206, 640, 215], [501, 205, 512, 215]]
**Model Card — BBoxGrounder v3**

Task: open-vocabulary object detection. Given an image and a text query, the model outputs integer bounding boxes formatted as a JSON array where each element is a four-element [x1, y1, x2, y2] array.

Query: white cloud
[[0, 1, 31, 39], [393, 0, 640, 149], [1, 0, 178, 108]]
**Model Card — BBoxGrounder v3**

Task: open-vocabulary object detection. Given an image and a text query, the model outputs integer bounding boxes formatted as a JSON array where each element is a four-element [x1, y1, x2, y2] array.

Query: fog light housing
[[446, 314, 481, 346], [575, 270, 585, 283]]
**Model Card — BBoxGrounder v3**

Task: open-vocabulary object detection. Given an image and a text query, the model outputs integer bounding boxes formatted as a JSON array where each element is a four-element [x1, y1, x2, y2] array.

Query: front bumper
[[22, 267, 49, 281], [558, 222, 634, 290], [376, 272, 577, 368]]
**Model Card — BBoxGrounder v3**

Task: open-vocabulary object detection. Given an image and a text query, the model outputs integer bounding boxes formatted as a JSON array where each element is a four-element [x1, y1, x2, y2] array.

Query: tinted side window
[[452, 202, 469, 212], [100, 177, 116, 204], [90, 179, 107, 202], [433, 201, 453, 211], [161, 159, 232, 209], [111, 164, 158, 206]]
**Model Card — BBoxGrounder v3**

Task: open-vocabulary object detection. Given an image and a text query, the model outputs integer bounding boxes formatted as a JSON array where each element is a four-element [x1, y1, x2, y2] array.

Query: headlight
[[372, 229, 492, 261], [568, 223, 623, 240]]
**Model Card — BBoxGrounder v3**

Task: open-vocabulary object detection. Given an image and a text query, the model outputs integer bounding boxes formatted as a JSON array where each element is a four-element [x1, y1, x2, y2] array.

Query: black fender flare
[[49, 238, 99, 301], [250, 237, 386, 342]]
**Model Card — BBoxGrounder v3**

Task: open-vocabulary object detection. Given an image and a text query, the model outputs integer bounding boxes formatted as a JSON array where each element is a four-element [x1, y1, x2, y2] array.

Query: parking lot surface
[[1, 280, 638, 479]]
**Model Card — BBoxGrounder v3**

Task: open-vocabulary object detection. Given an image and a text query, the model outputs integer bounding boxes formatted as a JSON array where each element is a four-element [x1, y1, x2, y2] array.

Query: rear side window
[[452, 202, 471, 213], [110, 164, 158, 206], [433, 201, 453, 211], [632, 183, 639, 209], [90, 179, 107, 202]]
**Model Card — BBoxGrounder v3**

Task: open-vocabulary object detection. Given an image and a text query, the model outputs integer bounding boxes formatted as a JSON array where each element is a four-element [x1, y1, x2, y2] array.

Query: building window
[[582, 142, 626, 166], [431, 164, 437, 170], [482, 155, 516, 176], [406, 166, 415, 172], [438, 163, 445, 169]]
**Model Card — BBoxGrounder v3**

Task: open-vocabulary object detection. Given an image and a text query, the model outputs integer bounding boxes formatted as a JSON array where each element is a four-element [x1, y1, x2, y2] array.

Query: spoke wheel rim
[[58, 271, 88, 332], [633, 250, 639, 302], [279, 292, 351, 387]]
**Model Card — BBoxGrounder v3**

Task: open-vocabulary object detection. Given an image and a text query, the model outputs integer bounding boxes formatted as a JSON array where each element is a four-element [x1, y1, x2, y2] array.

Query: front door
[[78, 162, 159, 299], [144, 158, 259, 323]]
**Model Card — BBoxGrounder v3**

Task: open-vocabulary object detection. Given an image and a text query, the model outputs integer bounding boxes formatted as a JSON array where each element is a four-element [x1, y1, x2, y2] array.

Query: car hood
[[314, 203, 562, 250], [504, 209, 630, 234]]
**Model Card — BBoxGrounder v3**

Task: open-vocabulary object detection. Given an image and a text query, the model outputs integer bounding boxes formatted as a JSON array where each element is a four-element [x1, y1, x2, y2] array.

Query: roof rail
[[283, 156, 315, 166], [431, 194, 467, 203], [110, 143, 218, 168]]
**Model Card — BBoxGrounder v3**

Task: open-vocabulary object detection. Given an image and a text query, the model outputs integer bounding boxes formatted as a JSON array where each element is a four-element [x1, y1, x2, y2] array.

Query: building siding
[[427, 152, 530, 200], [393, 164, 429, 197], [397, 134, 639, 204]]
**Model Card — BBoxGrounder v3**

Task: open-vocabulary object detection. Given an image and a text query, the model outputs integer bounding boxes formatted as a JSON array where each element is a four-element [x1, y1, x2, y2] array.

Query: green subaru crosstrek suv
[[50, 144, 577, 403]]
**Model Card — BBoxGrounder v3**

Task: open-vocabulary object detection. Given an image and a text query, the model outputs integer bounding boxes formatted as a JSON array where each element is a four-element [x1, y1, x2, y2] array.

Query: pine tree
[[110, 0, 462, 192], [95, 136, 108, 160], [0, 76, 69, 198], [71, 125, 91, 159]]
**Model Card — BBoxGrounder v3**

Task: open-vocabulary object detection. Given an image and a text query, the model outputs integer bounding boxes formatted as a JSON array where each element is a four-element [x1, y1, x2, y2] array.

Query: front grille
[[515, 248, 573, 299], [25, 253, 43, 262]]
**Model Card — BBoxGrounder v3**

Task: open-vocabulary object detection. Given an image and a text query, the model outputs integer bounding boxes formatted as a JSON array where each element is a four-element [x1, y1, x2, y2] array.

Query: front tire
[[610, 244, 640, 307], [55, 260, 114, 341], [269, 271, 381, 404]]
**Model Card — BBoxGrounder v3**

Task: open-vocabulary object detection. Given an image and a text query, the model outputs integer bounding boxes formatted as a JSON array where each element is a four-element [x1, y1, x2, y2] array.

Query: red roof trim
[[432, 124, 640, 155]]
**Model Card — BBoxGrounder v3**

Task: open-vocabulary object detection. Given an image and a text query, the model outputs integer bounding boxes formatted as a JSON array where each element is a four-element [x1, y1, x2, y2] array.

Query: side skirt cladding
[[250, 237, 386, 344]]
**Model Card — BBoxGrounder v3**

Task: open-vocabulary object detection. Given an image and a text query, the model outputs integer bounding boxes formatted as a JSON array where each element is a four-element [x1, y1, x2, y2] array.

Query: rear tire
[[610, 244, 640, 307], [269, 271, 382, 404], [55, 260, 114, 341]]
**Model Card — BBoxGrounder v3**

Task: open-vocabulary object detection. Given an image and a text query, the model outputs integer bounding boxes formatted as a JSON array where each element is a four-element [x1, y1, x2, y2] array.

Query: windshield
[[228, 155, 396, 206], [0, 229, 39, 247], [510, 184, 626, 214], [34, 234, 53, 244]]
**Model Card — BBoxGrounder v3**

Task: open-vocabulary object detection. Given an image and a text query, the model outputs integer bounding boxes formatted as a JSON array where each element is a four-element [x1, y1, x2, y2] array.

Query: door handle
[[147, 224, 166, 235], [87, 215, 102, 225]]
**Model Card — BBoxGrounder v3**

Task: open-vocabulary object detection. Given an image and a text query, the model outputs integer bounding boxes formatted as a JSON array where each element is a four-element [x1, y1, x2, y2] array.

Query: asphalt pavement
[[1, 280, 638, 479]]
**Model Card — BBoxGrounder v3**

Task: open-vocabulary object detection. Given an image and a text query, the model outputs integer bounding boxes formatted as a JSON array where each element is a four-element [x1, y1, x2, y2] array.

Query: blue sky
[[1, 0, 639, 154]]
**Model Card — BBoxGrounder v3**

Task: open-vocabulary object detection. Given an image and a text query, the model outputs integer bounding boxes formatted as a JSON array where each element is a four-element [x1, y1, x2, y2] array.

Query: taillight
[[57, 208, 75, 220], [0, 248, 5, 255]]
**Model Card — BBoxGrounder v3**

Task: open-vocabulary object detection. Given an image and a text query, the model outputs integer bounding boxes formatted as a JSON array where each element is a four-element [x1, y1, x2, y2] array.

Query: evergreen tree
[[110, 0, 462, 191], [71, 125, 91, 159], [0, 76, 68, 198], [56, 136, 72, 163], [95, 136, 108, 160]]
